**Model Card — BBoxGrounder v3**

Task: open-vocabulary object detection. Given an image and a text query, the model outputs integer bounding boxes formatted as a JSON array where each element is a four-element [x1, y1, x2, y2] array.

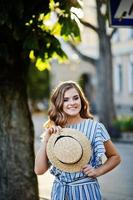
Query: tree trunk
[[96, 34, 116, 128], [0, 77, 39, 200], [95, 0, 116, 129]]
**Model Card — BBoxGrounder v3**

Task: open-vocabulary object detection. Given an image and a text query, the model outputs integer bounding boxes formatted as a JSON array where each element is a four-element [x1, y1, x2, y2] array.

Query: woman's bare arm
[[34, 132, 50, 175], [82, 140, 121, 178], [96, 140, 121, 176], [34, 125, 62, 175]]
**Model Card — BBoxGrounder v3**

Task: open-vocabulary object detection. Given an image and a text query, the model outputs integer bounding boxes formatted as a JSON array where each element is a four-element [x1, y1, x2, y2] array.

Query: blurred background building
[[50, 0, 133, 116]]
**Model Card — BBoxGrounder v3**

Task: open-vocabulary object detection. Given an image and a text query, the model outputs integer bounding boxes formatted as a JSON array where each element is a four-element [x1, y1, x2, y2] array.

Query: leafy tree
[[28, 66, 50, 112], [0, 0, 80, 199], [71, 0, 117, 129], [28, 67, 50, 100]]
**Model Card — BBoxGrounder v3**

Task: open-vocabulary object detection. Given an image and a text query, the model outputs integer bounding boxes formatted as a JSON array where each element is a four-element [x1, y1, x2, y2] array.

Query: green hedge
[[113, 116, 133, 132]]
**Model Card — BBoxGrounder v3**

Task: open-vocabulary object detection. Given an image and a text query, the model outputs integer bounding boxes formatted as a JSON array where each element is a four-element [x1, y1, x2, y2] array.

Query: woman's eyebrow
[[64, 94, 78, 98]]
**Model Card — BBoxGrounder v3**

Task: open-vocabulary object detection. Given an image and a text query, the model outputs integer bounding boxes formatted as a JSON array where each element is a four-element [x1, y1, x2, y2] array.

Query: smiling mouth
[[68, 107, 77, 110]]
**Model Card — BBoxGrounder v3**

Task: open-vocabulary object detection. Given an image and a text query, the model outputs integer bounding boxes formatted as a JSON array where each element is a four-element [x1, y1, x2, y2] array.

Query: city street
[[99, 143, 133, 200], [33, 113, 133, 200]]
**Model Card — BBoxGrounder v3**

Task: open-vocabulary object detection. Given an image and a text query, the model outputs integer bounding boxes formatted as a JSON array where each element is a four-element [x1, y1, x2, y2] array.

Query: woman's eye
[[63, 99, 68, 102], [73, 96, 79, 100]]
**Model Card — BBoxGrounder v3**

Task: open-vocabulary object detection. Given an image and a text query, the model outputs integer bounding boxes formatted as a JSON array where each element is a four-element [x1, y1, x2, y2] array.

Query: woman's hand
[[47, 125, 62, 135], [44, 125, 62, 142], [82, 165, 98, 178]]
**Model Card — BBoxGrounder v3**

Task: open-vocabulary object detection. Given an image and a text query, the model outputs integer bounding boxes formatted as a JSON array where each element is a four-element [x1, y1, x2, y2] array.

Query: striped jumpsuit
[[50, 119, 110, 200]]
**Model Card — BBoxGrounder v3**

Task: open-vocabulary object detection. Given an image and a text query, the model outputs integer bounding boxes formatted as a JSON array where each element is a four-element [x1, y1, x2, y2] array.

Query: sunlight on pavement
[[32, 113, 53, 200], [37, 171, 54, 200]]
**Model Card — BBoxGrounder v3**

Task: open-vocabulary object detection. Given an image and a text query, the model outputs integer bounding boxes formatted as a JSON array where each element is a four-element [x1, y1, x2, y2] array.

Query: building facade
[[113, 29, 133, 115]]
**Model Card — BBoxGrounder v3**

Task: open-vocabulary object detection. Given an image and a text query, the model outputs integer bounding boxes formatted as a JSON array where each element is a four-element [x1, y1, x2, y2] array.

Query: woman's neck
[[66, 115, 84, 125]]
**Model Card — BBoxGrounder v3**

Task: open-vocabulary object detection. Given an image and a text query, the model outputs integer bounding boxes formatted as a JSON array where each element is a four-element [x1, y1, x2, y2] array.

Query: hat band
[[54, 135, 83, 164]]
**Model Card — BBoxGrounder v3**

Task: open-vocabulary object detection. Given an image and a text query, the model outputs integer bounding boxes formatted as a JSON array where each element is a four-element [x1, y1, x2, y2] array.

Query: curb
[[113, 140, 133, 144]]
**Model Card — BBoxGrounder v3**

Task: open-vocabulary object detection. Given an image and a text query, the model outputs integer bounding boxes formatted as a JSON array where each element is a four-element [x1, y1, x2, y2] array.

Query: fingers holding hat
[[41, 125, 62, 144], [47, 125, 62, 135], [51, 125, 62, 134]]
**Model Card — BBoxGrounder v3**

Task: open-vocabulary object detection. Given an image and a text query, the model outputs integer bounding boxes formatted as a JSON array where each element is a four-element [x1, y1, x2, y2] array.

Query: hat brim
[[46, 128, 91, 172]]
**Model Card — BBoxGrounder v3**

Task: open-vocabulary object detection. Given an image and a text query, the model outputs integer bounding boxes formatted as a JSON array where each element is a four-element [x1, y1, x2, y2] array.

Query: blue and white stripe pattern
[[50, 119, 110, 200]]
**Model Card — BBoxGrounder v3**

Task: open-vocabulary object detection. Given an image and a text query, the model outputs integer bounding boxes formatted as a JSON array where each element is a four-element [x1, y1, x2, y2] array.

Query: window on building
[[128, 29, 133, 39], [112, 30, 120, 43], [114, 64, 123, 93], [128, 62, 133, 94]]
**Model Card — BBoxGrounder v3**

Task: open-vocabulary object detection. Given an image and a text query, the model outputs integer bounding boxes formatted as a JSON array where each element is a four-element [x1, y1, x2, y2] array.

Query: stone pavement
[[32, 113, 133, 200]]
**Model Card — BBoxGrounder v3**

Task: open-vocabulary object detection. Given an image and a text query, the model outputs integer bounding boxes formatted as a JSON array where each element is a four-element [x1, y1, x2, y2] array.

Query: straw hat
[[46, 128, 91, 172]]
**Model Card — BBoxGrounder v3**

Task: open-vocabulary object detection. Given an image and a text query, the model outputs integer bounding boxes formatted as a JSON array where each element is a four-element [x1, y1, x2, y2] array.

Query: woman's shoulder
[[85, 118, 99, 125], [85, 119, 108, 133], [87, 118, 105, 127], [43, 119, 55, 128]]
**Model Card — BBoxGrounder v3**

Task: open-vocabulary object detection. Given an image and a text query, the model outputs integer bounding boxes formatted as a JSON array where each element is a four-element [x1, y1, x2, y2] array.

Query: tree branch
[[72, 12, 99, 34], [69, 43, 98, 67], [109, 28, 118, 39], [79, 18, 99, 34]]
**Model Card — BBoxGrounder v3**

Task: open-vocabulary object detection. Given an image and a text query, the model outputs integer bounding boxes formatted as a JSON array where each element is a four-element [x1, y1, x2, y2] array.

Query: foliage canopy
[[0, 0, 81, 71]]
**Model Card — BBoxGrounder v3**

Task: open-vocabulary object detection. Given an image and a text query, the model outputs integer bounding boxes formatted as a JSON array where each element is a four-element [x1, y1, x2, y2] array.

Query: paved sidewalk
[[32, 113, 52, 200], [116, 132, 133, 144]]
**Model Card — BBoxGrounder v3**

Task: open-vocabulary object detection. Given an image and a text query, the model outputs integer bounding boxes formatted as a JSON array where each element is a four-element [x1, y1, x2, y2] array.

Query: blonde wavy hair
[[44, 81, 93, 128]]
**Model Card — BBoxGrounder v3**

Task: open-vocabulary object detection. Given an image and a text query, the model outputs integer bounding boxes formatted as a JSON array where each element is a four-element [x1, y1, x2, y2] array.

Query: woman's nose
[[69, 99, 75, 104]]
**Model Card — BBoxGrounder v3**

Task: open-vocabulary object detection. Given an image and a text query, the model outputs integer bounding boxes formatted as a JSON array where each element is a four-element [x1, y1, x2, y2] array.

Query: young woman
[[34, 81, 121, 200]]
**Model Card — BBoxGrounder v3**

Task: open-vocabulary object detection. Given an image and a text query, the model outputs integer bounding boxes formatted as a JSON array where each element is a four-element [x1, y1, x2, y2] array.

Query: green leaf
[[36, 58, 51, 71], [59, 17, 81, 41], [23, 31, 39, 50], [51, 22, 62, 36]]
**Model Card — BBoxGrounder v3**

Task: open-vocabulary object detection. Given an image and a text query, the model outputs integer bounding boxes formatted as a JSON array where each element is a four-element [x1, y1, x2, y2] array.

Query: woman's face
[[63, 88, 81, 117]]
